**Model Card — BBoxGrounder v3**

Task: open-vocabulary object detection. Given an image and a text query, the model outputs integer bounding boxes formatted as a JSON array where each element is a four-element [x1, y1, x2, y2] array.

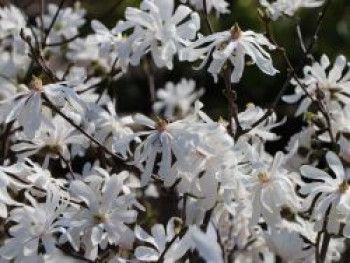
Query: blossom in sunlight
[[260, 0, 324, 20], [163, 224, 223, 263], [180, 24, 278, 83], [153, 78, 204, 119], [234, 104, 285, 141], [283, 54, 350, 116], [11, 114, 88, 168], [181, 0, 230, 16], [134, 218, 179, 261], [264, 227, 314, 262], [59, 173, 139, 261], [0, 77, 84, 138], [246, 151, 300, 227], [112, 0, 200, 69], [94, 101, 136, 158], [0, 188, 67, 262], [88, 20, 134, 74], [0, 5, 27, 48], [37, 3, 86, 44], [129, 112, 206, 186], [300, 151, 350, 234], [0, 170, 20, 218]]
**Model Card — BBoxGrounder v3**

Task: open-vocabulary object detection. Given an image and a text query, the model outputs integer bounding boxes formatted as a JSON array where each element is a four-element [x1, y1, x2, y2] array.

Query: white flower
[[153, 78, 204, 119], [264, 226, 314, 262], [0, 77, 84, 138], [283, 54, 350, 116], [94, 101, 136, 158], [130, 114, 202, 186], [0, 188, 67, 262], [0, 159, 67, 194], [88, 20, 134, 74], [300, 151, 350, 234], [181, 0, 230, 17], [0, 5, 27, 49], [180, 24, 278, 83], [163, 224, 223, 263], [134, 218, 179, 261], [59, 173, 139, 261], [113, 0, 200, 69], [234, 104, 285, 141], [0, 170, 20, 218], [11, 114, 88, 168], [38, 3, 86, 44], [260, 0, 324, 20], [246, 151, 300, 227]]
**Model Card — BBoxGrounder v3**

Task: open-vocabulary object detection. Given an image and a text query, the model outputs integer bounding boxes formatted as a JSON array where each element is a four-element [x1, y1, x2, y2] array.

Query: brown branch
[[223, 67, 241, 138], [42, 0, 66, 49], [245, 0, 332, 133], [202, 0, 214, 34]]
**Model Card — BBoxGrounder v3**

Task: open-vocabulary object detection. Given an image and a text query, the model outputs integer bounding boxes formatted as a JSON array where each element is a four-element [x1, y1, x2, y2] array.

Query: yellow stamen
[[258, 172, 270, 183], [93, 213, 106, 224]]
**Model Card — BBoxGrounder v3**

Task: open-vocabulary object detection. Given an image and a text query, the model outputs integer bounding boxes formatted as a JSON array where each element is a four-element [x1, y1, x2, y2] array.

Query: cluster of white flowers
[[1, 0, 350, 262], [259, 0, 325, 20]]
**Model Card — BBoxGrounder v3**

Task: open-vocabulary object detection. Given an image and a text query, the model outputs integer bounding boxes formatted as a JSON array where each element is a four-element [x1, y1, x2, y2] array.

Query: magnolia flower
[[59, 173, 139, 260], [130, 114, 202, 186], [37, 3, 86, 45], [0, 4, 28, 51], [0, 159, 67, 194], [246, 152, 300, 227], [94, 101, 135, 158], [88, 20, 134, 74], [11, 114, 88, 168], [0, 77, 84, 138], [260, 0, 324, 20], [283, 54, 350, 116], [0, 188, 67, 262], [286, 217, 346, 263], [163, 224, 223, 263], [153, 78, 204, 119], [234, 104, 285, 141], [264, 227, 314, 262], [300, 151, 350, 234], [113, 0, 200, 69], [0, 170, 20, 218], [180, 24, 278, 83], [181, 0, 230, 16], [0, 5, 26, 38], [134, 218, 179, 261]]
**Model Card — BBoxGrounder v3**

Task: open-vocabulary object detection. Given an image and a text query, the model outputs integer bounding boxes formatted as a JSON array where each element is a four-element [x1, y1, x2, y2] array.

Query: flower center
[[230, 23, 242, 40], [258, 172, 270, 183], [156, 117, 167, 132], [318, 81, 332, 91], [338, 180, 349, 193], [94, 213, 106, 224], [29, 76, 43, 91]]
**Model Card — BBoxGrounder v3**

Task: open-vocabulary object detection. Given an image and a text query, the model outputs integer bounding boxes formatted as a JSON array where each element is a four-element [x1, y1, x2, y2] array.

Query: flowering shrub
[[0, 0, 349, 262]]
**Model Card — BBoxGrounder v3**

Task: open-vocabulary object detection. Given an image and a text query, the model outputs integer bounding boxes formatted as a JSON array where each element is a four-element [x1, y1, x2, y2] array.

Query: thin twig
[[143, 58, 156, 112], [223, 67, 241, 138], [202, 0, 214, 34], [43, 94, 120, 161], [246, 0, 332, 133], [42, 0, 66, 48]]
